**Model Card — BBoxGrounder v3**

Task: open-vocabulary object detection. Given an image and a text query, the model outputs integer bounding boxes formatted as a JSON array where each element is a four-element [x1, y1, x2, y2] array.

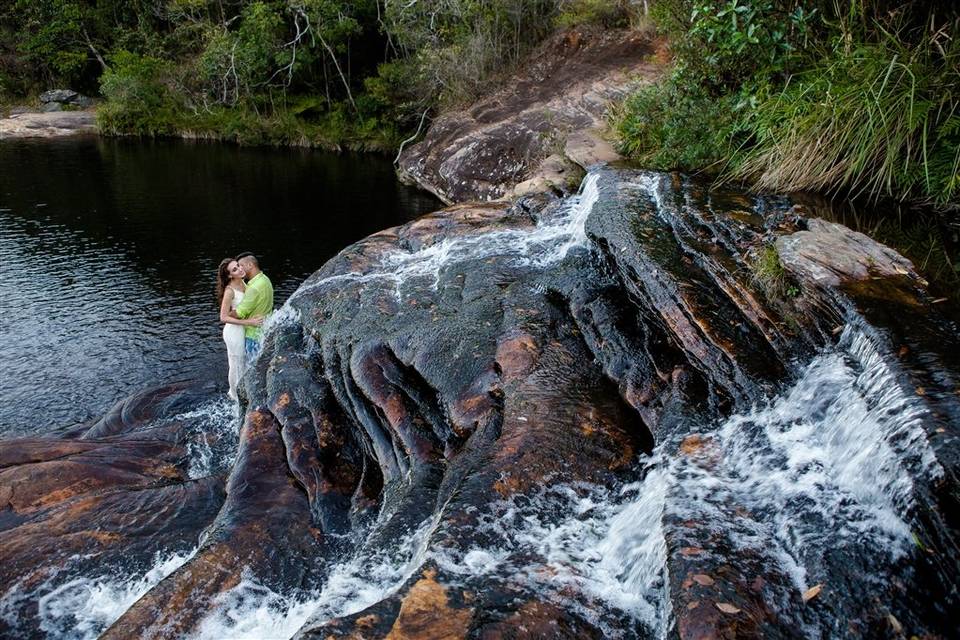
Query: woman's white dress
[[223, 288, 246, 400]]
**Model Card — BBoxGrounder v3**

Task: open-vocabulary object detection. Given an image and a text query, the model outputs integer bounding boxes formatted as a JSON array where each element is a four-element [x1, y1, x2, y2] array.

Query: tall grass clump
[[730, 17, 960, 206], [615, 0, 960, 208]]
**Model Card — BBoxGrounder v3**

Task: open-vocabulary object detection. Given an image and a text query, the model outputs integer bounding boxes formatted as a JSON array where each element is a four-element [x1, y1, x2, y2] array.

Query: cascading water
[[3, 166, 954, 639], [290, 173, 601, 303], [149, 316, 940, 640], [0, 398, 238, 640]]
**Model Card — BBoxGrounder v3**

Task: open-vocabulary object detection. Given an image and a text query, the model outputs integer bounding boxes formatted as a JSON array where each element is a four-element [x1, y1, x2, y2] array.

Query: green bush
[[614, 79, 739, 171], [555, 0, 638, 28], [97, 51, 182, 136], [616, 0, 959, 207]]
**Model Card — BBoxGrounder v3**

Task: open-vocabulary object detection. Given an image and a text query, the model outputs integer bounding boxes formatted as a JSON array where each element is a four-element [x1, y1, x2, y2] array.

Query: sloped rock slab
[[777, 218, 923, 287], [1, 169, 957, 640], [397, 28, 663, 204], [0, 110, 97, 140]]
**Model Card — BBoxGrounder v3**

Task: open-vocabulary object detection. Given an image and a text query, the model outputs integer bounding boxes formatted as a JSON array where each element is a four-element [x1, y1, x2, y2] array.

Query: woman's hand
[[250, 315, 265, 326]]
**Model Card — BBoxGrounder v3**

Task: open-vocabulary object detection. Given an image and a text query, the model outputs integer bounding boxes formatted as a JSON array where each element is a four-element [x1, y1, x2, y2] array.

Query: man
[[233, 252, 274, 358]]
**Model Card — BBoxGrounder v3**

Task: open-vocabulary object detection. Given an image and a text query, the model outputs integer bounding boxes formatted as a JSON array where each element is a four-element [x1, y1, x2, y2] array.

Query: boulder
[[776, 218, 923, 287], [397, 28, 664, 204], [40, 89, 80, 104]]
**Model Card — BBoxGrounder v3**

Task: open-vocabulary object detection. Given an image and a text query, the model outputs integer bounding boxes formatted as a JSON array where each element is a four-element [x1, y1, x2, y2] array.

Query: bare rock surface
[[398, 28, 664, 204], [776, 218, 923, 287], [1, 169, 957, 640], [0, 110, 97, 140]]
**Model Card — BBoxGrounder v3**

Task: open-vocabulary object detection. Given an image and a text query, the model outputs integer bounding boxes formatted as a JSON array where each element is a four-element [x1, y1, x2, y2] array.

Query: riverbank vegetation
[[0, 0, 641, 148], [614, 0, 959, 210]]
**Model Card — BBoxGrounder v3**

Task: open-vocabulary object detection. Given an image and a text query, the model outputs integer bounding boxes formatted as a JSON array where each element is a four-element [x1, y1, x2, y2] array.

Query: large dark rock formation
[[1, 168, 957, 639], [397, 28, 664, 204]]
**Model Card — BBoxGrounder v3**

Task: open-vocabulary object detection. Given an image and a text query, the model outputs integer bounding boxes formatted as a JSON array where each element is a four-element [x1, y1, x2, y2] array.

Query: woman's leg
[[227, 354, 244, 400]]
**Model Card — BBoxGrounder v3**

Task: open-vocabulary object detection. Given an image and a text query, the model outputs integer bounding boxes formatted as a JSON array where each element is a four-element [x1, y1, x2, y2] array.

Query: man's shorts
[[245, 338, 261, 358]]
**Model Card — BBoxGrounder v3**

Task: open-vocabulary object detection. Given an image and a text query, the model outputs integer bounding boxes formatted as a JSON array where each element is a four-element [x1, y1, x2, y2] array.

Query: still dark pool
[[0, 137, 440, 436]]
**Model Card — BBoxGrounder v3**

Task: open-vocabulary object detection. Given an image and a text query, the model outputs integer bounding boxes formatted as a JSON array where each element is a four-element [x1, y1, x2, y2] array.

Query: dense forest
[[1, 0, 957, 212]]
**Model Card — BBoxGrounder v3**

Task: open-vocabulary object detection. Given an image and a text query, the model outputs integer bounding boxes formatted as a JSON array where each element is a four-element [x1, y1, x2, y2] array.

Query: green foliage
[[555, 0, 639, 28], [730, 30, 960, 205], [97, 52, 182, 136], [2, 0, 643, 148], [749, 243, 800, 299], [614, 80, 738, 170], [382, 0, 561, 107], [616, 0, 960, 207]]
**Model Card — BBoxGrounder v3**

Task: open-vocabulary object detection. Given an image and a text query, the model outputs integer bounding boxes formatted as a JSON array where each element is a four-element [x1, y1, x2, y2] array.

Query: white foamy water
[[193, 515, 439, 639], [290, 173, 600, 304], [663, 322, 940, 595], [24, 547, 198, 640], [430, 473, 672, 639], [175, 395, 242, 478]]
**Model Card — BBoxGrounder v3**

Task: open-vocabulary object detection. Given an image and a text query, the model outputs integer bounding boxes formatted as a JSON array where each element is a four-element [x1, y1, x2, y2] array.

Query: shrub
[[614, 78, 740, 171], [555, 0, 640, 28], [97, 51, 183, 136]]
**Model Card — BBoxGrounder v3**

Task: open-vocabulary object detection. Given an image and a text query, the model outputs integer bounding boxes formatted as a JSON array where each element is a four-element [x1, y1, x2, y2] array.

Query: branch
[[317, 30, 357, 113], [82, 28, 109, 72], [394, 107, 430, 165]]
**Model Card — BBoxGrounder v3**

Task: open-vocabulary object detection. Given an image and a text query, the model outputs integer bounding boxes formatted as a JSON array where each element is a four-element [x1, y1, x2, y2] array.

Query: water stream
[[2, 156, 952, 638]]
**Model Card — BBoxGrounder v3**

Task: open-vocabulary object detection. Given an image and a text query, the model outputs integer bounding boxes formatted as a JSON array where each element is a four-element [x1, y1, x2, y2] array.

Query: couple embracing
[[216, 252, 274, 400]]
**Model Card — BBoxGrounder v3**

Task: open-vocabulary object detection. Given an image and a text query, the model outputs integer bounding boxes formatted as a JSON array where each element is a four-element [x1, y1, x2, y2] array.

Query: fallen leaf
[[715, 602, 741, 614], [898, 346, 909, 357], [680, 546, 702, 557], [687, 601, 700, 610], [802, 584, 823, 602], [915, 387, 926, 396], [692, 574, 715, 586], [831, 325, 844, 335]]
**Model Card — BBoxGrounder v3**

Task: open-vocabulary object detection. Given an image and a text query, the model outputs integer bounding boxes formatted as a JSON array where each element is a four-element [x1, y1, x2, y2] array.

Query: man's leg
[[245, 338, 261, 359]]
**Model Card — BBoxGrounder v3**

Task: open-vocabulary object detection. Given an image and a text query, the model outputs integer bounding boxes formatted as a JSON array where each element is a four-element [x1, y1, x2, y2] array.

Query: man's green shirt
[[235, 272, 274, 340]]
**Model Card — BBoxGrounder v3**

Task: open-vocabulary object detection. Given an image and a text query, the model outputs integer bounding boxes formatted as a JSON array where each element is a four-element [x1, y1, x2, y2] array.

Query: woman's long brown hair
[[216, 258, 233, 305]]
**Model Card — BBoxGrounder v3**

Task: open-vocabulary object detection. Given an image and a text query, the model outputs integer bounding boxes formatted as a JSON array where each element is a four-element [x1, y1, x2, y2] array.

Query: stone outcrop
[[776, 217, 927, 293], [0, 110, 97, 139], [39, 89, 95, 109], [397, 28, 664, 204], [1, 169, 957, 639]]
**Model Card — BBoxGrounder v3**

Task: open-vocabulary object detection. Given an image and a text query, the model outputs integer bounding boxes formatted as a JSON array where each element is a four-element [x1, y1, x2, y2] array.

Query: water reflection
[[0, 137, 440, 435]]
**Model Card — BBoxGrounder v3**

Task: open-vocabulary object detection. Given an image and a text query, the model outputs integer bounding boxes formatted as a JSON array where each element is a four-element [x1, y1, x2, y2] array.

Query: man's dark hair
[[236, 252, 259, 268]]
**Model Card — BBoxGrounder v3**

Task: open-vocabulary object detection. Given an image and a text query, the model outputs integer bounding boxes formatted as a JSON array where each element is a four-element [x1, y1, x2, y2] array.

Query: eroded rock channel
[[1, 167, 957, 639]]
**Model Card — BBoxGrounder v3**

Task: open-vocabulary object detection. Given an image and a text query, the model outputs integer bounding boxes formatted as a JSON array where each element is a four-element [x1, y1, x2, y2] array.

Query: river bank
[[0, 109, 97, 139]]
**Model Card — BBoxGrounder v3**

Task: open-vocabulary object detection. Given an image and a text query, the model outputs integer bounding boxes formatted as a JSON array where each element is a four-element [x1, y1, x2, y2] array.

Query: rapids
[[1, 167, 956, 639]]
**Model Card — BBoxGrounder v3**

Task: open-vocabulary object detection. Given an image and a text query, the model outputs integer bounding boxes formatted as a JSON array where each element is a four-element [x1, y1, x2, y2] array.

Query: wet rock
[[398, 28, 663, 204], [2, 168, 957, 640]]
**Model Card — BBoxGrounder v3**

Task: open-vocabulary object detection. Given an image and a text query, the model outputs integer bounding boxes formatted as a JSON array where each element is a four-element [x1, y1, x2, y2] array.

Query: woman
[[216, 258, 262, 400]]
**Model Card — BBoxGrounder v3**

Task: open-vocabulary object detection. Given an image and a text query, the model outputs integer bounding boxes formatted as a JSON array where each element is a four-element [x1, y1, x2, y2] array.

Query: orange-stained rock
[[385, 569, 472, 640]]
